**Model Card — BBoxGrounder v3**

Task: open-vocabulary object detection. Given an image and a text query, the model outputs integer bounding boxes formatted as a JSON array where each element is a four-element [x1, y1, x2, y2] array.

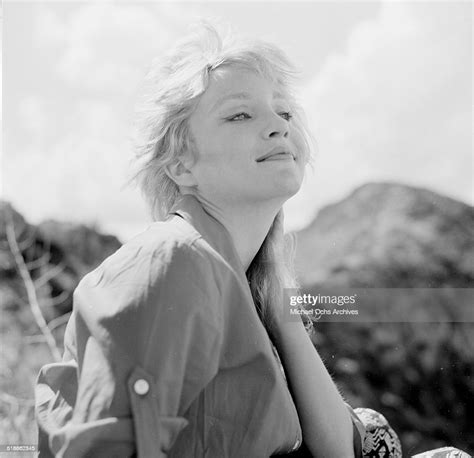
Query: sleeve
[[35, 242, 223, 458]]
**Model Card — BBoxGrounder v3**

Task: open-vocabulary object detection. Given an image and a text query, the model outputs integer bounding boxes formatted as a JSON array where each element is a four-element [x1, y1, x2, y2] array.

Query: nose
[[263, 113, 289, 139]]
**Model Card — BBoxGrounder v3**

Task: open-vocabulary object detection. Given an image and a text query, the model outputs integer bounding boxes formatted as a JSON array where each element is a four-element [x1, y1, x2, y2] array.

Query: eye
[[228, 112, 251, 121], [279, 111, 293, 121]]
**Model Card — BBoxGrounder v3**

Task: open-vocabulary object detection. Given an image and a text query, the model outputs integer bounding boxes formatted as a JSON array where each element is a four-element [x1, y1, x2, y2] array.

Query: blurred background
[[1, 1, 473, 456]]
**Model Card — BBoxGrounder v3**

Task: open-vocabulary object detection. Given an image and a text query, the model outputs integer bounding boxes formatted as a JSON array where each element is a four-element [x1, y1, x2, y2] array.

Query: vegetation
[[1, 183, 472, 456]]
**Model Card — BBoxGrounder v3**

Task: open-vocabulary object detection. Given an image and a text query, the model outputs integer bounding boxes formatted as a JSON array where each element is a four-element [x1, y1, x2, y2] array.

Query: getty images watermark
[[283, 288, 474, 323]]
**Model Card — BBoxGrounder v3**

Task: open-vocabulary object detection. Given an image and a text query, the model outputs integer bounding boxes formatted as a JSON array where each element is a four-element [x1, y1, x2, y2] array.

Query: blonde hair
[[131, 21, 315, 333]]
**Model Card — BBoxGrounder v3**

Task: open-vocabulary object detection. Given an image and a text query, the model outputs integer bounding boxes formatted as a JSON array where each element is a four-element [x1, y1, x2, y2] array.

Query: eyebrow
[[210, 91, 287, 113]]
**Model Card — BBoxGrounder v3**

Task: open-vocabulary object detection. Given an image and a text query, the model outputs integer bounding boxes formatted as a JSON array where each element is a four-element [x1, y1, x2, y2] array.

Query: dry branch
[[25, 250, 51, 270], [5, 211, 62, 362], [41, 290, 70, 308], [47, 311, 72, 332], [34, 262, 66, 289], [17, 227, 37, 252], [0, 391, 35, 407]]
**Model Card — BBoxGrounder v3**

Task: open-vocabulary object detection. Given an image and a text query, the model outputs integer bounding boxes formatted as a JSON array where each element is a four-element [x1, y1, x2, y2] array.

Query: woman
[[35, 23, 366, 457]]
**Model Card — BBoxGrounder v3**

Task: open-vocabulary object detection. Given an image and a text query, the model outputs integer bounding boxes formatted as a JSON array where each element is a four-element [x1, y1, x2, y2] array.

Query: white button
[[133, 379, 150, 396], [291, 439, 300, 451]]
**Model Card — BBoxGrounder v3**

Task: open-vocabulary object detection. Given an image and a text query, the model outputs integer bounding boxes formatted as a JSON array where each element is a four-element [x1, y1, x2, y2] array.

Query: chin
[[267, 179, 303, 202], [278, 173, 304, 197]]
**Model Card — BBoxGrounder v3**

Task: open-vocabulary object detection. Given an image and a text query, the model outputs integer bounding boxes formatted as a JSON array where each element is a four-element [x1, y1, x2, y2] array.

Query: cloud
[[6, 100, 138, 219], [5, 2, 471, 238], [5, 3, 198, 239], [284, 1, 472, 231], [36, 3, 186, 93]]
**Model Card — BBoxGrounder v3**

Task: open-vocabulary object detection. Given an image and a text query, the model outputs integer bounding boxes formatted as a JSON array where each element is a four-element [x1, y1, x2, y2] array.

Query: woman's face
[[186, 65, 306, 208]]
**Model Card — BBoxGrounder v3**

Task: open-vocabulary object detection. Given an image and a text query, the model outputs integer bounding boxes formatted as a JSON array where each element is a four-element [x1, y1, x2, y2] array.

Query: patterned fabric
[[354, 408, 403, 458], [411, 447, 472, 458]]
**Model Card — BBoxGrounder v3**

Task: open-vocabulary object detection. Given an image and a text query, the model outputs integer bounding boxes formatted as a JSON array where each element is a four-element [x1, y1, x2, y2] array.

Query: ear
[[164, 157, 198, 187]]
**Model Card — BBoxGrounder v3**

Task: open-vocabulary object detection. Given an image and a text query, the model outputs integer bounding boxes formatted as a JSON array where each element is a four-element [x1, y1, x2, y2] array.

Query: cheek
[[202, 137, 252, 166], [297, 157, 306, 176]]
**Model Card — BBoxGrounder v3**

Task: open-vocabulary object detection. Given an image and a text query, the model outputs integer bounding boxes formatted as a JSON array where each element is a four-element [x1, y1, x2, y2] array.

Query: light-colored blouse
[[35, 194, 364, 457]]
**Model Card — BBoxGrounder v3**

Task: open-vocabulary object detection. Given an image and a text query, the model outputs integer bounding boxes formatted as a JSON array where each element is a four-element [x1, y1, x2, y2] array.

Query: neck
[[185, 193, 282, 272]]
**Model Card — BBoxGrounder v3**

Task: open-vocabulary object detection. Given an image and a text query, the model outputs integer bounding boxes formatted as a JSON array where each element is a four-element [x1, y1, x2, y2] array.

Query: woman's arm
[[35, 241, 223, 457], [272, 319, 355, 458]]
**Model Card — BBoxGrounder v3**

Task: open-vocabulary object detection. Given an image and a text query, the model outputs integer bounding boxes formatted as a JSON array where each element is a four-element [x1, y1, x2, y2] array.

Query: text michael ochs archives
[[282, 288, 474, 323], [288, 293, 358, 320]]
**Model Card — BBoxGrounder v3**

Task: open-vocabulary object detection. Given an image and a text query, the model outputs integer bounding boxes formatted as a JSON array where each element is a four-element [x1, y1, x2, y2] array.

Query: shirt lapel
[[167, 194, 251, 294]]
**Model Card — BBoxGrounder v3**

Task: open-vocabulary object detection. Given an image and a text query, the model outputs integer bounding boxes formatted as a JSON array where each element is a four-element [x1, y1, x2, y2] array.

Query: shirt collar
[[167, 194, 248, 281]]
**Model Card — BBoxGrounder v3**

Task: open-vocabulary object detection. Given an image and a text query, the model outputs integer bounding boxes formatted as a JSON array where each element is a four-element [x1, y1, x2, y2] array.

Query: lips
[[259, 153, 294, 162], [256, 147, 295, 162]]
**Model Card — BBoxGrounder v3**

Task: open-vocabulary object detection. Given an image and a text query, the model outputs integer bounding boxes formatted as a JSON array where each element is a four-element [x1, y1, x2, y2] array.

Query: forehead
[[197, 66, 288, 113]]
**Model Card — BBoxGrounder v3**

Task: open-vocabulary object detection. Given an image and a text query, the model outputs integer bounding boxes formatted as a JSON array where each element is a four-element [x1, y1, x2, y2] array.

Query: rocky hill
[[294, 182, 473, 288], [0, 201, 121, 321], [0, 201, 122, 444], [0, 184, 472, 454], [292, 183, 473, 455]]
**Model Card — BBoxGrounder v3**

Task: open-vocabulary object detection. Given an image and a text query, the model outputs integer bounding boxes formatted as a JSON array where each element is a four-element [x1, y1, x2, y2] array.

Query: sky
[[2, 1, 472, 241]]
